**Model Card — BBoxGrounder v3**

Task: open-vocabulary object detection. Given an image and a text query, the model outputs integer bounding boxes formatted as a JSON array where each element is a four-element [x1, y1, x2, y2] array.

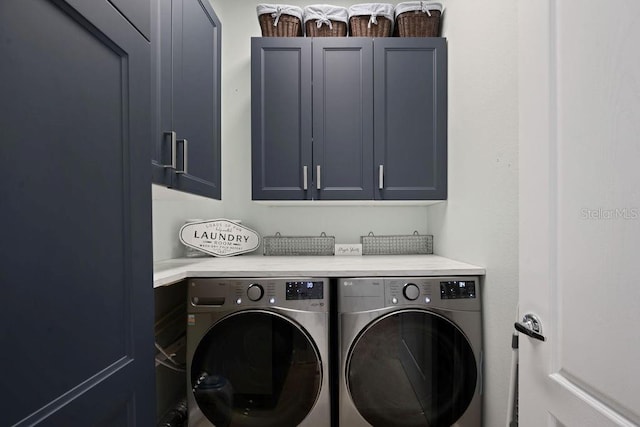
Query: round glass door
[[347, 310, 477, 427], [191, 311, 322, 427]]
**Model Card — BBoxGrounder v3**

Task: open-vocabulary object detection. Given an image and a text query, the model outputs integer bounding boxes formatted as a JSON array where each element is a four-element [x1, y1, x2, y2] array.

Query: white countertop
[[153, 254, 485, 288]]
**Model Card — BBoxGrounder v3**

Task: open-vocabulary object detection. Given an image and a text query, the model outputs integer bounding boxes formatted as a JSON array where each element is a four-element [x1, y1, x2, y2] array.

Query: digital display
[[286, 281, 324, 300], [440, 280, 476, 299]]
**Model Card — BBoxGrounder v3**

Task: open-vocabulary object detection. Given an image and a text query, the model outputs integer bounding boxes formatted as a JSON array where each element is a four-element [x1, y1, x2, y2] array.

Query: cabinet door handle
[[177, 138, 188, 174], [379, 165, 384, 189], [316, 165, 321, 190], [162, 131, 177, 169], [303, 166, 308, 190]]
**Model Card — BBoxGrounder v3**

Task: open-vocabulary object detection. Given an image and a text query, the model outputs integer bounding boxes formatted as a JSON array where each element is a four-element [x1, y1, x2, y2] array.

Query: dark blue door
[[0, 0, 155, 425]]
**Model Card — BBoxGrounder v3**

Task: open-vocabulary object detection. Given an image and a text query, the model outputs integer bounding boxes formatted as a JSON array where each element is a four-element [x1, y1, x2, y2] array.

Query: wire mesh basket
[[263, 232, 335, 256], [361, 231, 433, 255]]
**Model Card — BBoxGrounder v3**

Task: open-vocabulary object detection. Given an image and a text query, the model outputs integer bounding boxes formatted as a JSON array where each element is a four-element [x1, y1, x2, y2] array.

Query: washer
[[187, 277, 330, 427], [338, 277, 482, 427]]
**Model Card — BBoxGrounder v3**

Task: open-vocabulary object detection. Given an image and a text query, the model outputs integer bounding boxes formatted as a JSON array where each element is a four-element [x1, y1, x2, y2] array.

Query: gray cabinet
[[0, 0, 155, 424], [252, 38, 374, 200], [251, 37, 447, 201], [374, 38, 447, 200], [152, 0, 221, 199], [251, 38, 312, 200]]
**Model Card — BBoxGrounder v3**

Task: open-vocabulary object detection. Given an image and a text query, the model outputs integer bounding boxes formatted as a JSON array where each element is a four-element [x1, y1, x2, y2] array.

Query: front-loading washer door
[[191, 310, 322, 427], [347, 310, 477, 427]]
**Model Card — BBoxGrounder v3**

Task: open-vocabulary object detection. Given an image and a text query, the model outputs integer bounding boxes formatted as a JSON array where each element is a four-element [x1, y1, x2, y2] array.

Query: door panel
[[313, 38, 373, 200], [0, 0, 154, 424], [374, 38, 447, 200], [251, 38, 313, 200], [518, 0, 640, 425], [172, 0, 221, 199]]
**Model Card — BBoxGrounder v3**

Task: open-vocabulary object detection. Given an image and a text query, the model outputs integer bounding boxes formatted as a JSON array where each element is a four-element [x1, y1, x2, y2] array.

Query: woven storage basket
[[348, 3, 394, 37], [257, 4, 304, 37], [304, 5, 349, 37], [394, 1, 444, 37]]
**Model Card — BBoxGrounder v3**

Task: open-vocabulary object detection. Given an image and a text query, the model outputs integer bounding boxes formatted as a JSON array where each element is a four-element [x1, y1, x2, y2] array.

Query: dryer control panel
[[338, 277, 481, 312]]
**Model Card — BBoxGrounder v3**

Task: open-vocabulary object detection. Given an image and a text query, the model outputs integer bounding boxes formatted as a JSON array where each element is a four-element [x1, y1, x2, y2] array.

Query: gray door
[[153, 0, 221, 199], [312, 38, 374, 200], [0, 0, 155, 424], [374, 38, 447, 200], [252, 38, 313, 200]]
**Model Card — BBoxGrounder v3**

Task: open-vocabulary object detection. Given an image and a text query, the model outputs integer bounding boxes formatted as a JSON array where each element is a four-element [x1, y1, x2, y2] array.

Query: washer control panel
[[189, 278, 328, 312], [440, 280, 476, 299], [286, 281, 324, 300]]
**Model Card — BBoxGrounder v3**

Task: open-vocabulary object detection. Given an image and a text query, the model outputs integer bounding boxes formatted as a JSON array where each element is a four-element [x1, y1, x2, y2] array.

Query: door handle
[[316, 165, 321, 190], [177, 138, 188, 174], [162, 131, 177, 169], [514, 313, 546, 341], [303, 166, 308, 190], [379, 165, 384, 189]]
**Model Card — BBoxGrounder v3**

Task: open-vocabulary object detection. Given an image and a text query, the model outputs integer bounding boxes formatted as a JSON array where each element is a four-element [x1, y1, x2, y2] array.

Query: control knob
[[247, 284, 264, 301], [403, 283, 420, 301]]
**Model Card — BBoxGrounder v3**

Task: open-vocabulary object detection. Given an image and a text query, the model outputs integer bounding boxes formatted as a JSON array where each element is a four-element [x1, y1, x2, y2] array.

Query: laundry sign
[[179, 219, 260, 257]]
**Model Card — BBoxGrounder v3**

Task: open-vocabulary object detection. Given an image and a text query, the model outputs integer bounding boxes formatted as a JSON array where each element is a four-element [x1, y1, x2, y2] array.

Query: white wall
[[152, 0, 519, 425], [427, 1, 519, 426]]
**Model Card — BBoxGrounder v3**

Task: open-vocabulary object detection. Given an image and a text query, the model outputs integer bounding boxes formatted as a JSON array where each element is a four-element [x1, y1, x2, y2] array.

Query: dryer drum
[[347, 310, 477, 427], [190, 311, 323, 426]]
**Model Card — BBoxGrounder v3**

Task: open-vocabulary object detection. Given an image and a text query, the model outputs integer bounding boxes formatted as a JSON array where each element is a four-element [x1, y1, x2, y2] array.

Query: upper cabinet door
[[313, 38, 374, 200], [153, 0, 221, 199], [251, 38, 313, 200], [0, 0, 155, 424], [374, 38, 447, 200]]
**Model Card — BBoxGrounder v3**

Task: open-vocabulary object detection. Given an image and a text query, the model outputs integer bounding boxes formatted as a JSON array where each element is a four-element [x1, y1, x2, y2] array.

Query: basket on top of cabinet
[[303, 5, 349, 37], [348, 3, 394, 37], [394, 1, 444, 37], [257, 4, 304, 37]]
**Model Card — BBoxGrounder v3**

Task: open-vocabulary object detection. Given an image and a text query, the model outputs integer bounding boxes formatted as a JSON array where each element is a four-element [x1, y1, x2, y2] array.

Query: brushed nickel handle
[[303, 166, 308, 190], [514, 313, 546, 342], [177, 138, 188, 174], [162, 131, 177, 169], [316, 165, 321, 190], [379, 165, 384, 189]]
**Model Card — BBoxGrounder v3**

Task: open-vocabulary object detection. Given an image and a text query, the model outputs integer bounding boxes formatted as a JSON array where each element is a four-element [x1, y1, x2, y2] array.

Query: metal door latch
[[514, 313, 546, 341]]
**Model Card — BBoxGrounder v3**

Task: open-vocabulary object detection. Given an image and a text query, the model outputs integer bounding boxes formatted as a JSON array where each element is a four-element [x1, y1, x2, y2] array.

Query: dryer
[[338, 277, 482, 427], [187, 277, 330, 427]]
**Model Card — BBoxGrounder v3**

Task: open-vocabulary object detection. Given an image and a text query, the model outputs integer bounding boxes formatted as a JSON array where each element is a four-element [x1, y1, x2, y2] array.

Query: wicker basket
[[304, 5, 349, 37], [394, 2, 444, 37], [348, 3, 394, 37], [305, 20, 348, 36], [257, 4, 304, 37]]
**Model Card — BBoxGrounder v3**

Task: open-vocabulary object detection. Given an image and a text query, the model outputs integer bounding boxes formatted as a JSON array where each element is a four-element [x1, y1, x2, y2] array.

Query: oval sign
[[179, 219, 261, 257]]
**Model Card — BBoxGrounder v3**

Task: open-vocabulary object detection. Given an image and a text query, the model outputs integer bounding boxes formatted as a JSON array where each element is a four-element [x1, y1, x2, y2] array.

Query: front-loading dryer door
[[346, 310, 477, 427], [190, 310, 322, 427]]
